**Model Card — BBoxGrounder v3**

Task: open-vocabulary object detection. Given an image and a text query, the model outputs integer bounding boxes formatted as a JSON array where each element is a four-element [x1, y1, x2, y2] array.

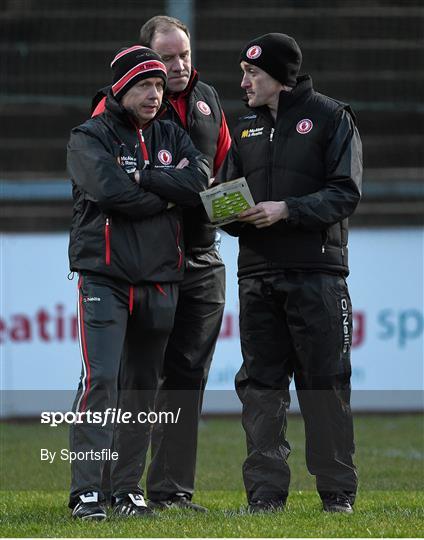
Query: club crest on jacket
[[296, 118, 313, 134], [196, 101, 211, 115], [158, 149, 173, 165]]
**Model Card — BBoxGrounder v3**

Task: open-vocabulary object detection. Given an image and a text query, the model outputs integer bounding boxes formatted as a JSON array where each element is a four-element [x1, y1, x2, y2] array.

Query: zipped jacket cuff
[[139, 170, 152, 190], [284, 198, 300, 226]]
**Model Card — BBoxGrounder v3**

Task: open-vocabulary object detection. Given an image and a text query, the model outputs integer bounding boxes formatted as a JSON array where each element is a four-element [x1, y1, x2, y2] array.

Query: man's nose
[[171, 57, 185, 72], [241, 74, 250, 88], [148, 86, 161, 100]]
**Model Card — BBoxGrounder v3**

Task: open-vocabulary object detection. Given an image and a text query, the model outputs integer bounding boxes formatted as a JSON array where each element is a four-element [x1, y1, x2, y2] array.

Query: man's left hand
[[238, 201, 289, 228], [176, 158, 189, 169]]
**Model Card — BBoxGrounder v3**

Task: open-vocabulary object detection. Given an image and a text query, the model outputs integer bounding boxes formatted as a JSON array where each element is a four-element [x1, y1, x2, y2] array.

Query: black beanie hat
[[111, 45, 167, 100], [239, 33, 302, 87]]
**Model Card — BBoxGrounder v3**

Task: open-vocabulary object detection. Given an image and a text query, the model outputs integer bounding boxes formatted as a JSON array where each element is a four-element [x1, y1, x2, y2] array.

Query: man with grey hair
[[141, 17, 230, 513]]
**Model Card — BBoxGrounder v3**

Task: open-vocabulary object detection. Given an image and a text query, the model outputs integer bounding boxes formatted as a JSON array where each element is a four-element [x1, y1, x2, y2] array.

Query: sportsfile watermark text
[[41, 407, 181, 427], [41, 448, 118, 463]]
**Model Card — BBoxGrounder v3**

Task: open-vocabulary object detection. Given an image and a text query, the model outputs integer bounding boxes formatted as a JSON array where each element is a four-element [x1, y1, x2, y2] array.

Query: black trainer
[[149, 494, 208, 513], [247, 498, 286, 514], [113, 493, 154, 517], [322, 493, 353, 513], [71, 491, 107, 521]]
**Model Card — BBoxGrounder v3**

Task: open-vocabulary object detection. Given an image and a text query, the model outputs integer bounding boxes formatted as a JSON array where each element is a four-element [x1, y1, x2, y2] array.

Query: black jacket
[[162, 72, 222, 174], [92, 70, 226, 254], [162, 72, 224, 254], [68, 93, 210, 284], [215, 75, 362, 277]]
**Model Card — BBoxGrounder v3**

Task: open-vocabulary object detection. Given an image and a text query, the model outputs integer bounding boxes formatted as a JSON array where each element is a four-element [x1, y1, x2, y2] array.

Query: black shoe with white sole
[[113, 493, 154, 517], [322, 493, 354, 513], [71, 491, 107, 521]]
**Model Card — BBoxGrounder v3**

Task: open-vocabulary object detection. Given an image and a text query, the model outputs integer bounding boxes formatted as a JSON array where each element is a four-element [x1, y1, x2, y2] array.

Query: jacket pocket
[[340, 221, 348, 257], [104, 217, 111, 266]]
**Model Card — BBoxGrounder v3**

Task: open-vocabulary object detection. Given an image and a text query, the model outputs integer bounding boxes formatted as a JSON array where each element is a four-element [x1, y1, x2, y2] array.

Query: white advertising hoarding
[[0, 228, 423, 415]]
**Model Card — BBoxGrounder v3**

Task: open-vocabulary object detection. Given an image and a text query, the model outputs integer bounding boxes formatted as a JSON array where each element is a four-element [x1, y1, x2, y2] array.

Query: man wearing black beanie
[[239, 33, 302, 88], [215, 33, 362, 514], [67, 45, 210, 520]]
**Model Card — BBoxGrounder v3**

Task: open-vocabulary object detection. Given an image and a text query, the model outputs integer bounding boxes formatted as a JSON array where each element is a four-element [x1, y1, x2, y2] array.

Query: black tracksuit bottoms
[[237, 271, 357, 504], [146, 250, 226, 500], [69, 273, 178, 507]]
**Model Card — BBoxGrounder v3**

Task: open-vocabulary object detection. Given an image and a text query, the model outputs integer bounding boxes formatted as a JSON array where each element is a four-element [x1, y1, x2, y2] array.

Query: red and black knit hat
[[239, 33, 302, 87], [110, 45, 167, 100]]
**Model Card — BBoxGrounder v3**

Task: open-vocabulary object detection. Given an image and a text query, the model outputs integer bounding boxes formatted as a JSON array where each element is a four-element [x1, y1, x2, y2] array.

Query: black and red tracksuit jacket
[[68, 92, 210, 284], [92, 69, 232, 255]]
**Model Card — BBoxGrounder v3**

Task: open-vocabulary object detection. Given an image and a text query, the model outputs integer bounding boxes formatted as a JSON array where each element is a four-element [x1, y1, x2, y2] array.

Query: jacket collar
[[276, 75, 312, 116], [166, 67, 199, 100], [105, 90, 131, 125], [248, 74, 313, 123]]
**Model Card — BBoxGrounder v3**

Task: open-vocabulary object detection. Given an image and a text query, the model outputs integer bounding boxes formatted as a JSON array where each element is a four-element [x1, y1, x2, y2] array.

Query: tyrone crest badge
[[158, 149, 172, 165], [196, 100, 211, 115], [296, 119, 313, 134], [246, 45, 262, 60]]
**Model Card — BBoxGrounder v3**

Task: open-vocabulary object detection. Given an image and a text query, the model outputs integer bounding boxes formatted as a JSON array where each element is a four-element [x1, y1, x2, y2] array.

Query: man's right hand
[[238, 201, 289, 228]]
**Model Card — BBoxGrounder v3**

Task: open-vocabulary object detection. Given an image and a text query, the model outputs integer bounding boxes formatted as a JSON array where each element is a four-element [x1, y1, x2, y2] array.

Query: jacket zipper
[[129, 118, 150, 169], [105, 218, 111, 265], [321, 229, 328, 254], [340, 222, 345, 259], [135, 128, 150, 169], [267, 127, 275, 199], [176, 220, 183, 269]]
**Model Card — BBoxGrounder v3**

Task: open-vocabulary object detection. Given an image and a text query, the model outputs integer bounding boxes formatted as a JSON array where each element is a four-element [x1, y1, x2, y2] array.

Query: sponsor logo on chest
[[241, 127, 264, 139], [117, 154, 137, 173]]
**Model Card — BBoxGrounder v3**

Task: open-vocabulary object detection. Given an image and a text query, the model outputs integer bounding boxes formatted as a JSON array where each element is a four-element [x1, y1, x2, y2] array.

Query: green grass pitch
[[1, 415, 423, 537]]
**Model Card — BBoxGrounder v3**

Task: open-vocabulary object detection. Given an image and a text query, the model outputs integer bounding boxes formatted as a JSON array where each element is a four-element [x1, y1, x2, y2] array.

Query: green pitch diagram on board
[[212, 192, 250, 219]]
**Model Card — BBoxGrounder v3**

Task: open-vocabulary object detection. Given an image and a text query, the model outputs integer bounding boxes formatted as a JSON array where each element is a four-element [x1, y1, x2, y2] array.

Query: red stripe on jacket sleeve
[[213, 111, 232, 176]]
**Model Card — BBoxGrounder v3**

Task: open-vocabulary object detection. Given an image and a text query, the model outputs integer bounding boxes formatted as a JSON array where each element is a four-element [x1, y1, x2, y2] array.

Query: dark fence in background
[[1, 0, 423, 229]]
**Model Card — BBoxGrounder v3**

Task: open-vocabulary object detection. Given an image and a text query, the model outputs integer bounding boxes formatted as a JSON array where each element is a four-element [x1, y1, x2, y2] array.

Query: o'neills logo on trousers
[[341, 298, 350, 353]]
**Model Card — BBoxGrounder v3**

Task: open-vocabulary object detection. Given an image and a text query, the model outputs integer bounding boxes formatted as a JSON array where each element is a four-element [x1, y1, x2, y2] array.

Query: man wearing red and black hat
[[93, 15, 230, 513], [67, 45, 209, 520], [216, 33, 362, 514]]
